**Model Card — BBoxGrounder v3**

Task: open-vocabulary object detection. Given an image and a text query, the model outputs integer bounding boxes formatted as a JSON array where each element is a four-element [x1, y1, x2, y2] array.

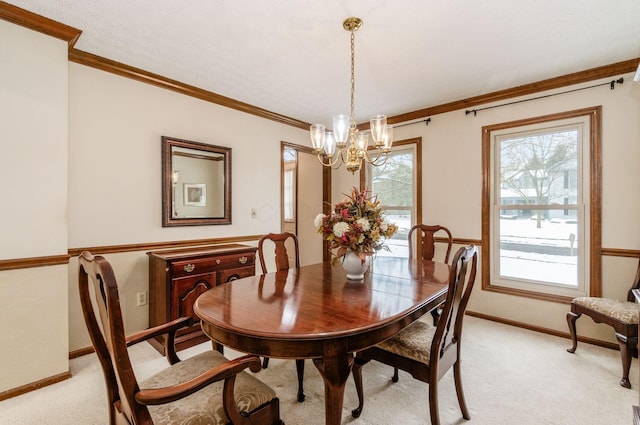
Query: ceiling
[[5, 0, 640, 127]]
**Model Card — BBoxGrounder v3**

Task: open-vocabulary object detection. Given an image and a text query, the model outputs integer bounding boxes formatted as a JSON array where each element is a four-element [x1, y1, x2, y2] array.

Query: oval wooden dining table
[[194, 256, 450, 425]]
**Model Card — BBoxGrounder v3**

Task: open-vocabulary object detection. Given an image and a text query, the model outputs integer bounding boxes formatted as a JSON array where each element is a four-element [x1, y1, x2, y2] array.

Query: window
[[364, 138, 421, 258], [283, 148, 296, 222], [482, 107, 602, 302]]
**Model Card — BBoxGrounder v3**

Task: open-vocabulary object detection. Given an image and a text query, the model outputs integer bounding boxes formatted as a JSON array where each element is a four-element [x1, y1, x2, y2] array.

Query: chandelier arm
[[362, 148, 385, 164], [330, 154, 344, 167], [367, 152, 391, 167], [316, 153, 340, 168], [330, 148, 351, 169]]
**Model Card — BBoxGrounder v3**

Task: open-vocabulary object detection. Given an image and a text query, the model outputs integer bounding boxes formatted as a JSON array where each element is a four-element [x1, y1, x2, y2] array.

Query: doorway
[[281, 142, 328, 266]]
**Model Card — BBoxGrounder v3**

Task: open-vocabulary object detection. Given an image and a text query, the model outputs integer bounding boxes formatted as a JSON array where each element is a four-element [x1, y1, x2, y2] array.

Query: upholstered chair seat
[[377, 320, 437, 365], [143, 350, 277, 425], [571, 297, 639, 325]]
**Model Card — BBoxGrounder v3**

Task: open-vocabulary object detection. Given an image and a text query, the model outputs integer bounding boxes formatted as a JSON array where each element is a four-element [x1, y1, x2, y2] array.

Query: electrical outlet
[[136, 291, 148, 306], [251, 208, 258, 219]]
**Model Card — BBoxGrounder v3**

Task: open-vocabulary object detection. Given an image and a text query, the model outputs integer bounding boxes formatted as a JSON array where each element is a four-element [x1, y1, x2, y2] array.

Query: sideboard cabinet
[[147, 244, 257, 354]]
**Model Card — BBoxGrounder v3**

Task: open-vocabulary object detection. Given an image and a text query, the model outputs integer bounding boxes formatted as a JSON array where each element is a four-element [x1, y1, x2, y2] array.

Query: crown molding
[[0, 1, 81, 46]]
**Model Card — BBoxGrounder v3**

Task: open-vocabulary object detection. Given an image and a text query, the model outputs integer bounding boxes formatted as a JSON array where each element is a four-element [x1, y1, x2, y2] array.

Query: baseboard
[[69, 346, 94, 359], [466, 310, 619, 351], [0, 371, 71, 402]]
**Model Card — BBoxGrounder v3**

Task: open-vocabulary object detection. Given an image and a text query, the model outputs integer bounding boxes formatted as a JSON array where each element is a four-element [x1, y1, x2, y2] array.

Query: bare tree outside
[[369, 147, 415, 256], [499, 129, 578, 228]]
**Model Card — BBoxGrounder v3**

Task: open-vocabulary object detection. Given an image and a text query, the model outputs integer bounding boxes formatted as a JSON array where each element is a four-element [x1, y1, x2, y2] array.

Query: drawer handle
[[183, 264, 195, 273], [216, 259, 221, 264], [239, 256, 248, 264]]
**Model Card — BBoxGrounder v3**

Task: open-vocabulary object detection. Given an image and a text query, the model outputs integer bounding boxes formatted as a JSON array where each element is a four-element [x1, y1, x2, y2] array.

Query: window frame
[[481, 107, 602, 302]]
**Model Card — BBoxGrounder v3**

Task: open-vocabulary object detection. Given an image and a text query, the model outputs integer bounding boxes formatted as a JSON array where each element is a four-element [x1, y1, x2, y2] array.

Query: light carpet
[[0, 316, 636, 424]]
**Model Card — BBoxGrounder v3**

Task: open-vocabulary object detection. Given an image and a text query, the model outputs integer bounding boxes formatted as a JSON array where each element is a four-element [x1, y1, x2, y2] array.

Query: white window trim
[[489, 117, 590, 298]]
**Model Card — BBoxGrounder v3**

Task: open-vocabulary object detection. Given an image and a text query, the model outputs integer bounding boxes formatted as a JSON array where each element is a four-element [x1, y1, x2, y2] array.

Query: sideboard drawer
[[214, 253, 255, 270], [170, 253, 255, 278], [220, 265, 255, 283], [171, 258, 219, 277]]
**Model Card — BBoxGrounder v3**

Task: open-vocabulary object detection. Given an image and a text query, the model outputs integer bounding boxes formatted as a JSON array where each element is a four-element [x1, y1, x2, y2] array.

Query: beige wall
[[3, 15, 640, 395], [0, 20, 70, 392]]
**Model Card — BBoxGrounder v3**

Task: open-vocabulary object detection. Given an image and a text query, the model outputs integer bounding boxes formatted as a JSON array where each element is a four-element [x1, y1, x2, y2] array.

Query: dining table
[[194, 255, 450, 425]]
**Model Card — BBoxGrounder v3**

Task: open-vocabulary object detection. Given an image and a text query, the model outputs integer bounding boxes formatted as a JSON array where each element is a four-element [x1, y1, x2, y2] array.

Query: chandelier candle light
[[310, 17, 394, 174]]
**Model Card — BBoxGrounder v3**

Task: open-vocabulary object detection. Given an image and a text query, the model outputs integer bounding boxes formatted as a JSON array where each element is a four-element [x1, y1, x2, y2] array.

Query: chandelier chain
[[350, 30, 356, 130]]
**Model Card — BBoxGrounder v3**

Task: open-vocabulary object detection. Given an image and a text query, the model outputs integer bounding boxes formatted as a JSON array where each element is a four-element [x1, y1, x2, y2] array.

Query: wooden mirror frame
[[162, 136, 232, 226]]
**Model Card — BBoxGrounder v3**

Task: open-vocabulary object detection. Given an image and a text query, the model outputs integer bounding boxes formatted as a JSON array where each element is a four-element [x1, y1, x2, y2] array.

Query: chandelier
[[310, 17, 393, 174]]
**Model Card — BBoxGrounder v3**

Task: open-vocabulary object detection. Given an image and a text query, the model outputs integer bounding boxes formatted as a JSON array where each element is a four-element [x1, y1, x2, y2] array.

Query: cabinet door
[[171, 273, 216, 321]]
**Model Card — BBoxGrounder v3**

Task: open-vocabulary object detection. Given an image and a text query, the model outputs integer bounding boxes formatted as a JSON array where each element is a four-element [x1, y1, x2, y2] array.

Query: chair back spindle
[[408, 224, 453, 263], [258, 232, 300, 274]]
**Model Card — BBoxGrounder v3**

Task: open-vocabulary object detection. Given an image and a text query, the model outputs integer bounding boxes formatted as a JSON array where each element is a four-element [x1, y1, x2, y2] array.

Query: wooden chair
[[408, 224, 453, 262], [567, 259, 640, 388], [351, 245, 478, 425], [257, 232, 306, 402], [409, 224, 454, 329], [78, 251, 283, 425]]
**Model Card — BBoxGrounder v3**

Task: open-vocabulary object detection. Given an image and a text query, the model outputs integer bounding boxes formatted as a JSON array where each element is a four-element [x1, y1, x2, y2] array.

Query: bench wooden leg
[[616, 332, 634, 389], [566, 311, 581, 353]]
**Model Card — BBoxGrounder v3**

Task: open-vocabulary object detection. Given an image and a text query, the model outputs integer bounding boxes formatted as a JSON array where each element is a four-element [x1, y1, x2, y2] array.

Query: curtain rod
[[393, 118, 431, 128], [465, 77, 624, 116]]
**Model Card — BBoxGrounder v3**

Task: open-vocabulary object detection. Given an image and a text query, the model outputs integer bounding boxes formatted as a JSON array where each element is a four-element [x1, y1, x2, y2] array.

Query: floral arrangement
[[314, 187, 398, 264]]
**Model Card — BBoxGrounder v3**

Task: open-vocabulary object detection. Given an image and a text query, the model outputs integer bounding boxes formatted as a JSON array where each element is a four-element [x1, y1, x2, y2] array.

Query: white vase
[[342, 250, 370, 281]]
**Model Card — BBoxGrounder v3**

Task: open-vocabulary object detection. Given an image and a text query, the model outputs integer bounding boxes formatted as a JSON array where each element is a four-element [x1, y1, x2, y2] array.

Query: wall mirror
[[162, 136, 231, 226]]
